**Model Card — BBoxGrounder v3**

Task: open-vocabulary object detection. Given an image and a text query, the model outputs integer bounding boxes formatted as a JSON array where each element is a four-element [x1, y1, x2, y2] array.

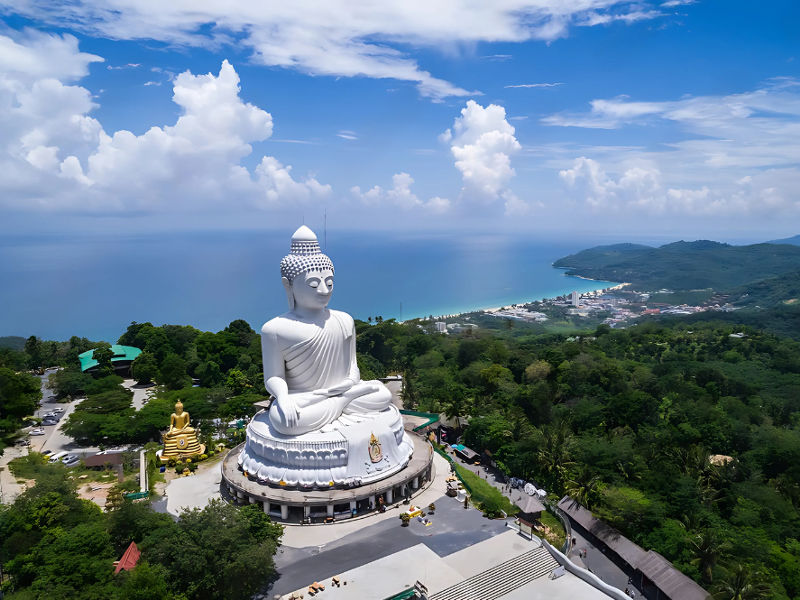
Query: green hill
[[554, 240, 800, 291], [0, 336, 26, 351], [768, 234, 800, 246]]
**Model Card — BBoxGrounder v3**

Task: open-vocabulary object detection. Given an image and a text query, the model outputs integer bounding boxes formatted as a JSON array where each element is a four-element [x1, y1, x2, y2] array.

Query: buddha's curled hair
[[280, 232, 335, 281]]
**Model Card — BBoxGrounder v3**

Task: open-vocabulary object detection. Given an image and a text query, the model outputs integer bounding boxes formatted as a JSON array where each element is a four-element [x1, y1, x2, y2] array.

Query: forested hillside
[[4, 313, 800, 597], [357, 319, 800, 598], [554, 240, 800, 292]]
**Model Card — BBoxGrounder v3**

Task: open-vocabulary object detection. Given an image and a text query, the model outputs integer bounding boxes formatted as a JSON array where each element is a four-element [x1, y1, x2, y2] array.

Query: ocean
[[0, 230, 616, 342]]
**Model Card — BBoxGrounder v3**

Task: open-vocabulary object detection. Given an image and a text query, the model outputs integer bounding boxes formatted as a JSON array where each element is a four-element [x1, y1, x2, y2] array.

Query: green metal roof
[[79, 345, 142, 372]]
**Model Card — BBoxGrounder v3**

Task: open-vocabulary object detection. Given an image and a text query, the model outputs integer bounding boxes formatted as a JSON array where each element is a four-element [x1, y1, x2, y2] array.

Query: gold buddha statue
[[161, 400, 204, 460]]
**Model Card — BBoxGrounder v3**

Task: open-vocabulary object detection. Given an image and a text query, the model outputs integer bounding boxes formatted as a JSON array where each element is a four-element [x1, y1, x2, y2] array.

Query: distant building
[[570, 291, 580, 306], [434, 321, 447, 333], [79, 345, 142, 375]]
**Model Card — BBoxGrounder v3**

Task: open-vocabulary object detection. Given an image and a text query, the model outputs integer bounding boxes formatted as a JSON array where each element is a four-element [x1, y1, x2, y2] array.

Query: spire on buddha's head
[[175, 400, 184, 413], [280, 226, 334, 282]]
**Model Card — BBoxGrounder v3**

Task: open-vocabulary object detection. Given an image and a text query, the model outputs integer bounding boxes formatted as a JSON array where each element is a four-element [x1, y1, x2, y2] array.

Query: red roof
[[114, 541, 141, 574]]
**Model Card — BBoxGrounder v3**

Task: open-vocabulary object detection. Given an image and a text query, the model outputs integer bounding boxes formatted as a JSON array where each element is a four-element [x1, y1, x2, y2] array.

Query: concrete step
[[430, 546, 560, 600]]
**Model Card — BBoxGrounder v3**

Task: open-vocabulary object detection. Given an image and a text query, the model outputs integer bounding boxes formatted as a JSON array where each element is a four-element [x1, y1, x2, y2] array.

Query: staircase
[[430, 546, 560, 600]]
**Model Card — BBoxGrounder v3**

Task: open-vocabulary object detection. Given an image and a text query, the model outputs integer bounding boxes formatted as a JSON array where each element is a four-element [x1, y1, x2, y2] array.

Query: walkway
[[445, 448, 642, 596]]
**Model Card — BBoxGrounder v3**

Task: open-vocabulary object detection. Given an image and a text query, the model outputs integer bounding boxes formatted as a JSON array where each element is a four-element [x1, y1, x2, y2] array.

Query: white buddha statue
[[238, 226, 413, 489], [262, 225, 392, 434]]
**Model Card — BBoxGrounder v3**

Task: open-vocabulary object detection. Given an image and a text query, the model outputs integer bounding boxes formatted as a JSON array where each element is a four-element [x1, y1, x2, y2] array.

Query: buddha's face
[[291, 269, 334, 310]]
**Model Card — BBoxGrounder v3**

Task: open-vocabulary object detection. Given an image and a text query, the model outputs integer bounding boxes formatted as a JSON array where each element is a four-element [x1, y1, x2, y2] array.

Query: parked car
[[42, 419, 58, 426], [62, 454, 80, 467], [43, 412, 57, 419], [15, 439, 30, 447], [53, 407, 65, 414], [41, 449, 53, 457], [30, 428, 45, 436]]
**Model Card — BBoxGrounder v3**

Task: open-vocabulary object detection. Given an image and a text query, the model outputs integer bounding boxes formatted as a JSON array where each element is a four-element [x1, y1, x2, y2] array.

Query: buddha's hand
[[316, 378, 355, 397], [274, 395, 300, 429]]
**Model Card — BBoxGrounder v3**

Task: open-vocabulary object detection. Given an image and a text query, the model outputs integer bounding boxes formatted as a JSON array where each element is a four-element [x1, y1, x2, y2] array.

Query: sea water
[[0, 230, 616, 342]]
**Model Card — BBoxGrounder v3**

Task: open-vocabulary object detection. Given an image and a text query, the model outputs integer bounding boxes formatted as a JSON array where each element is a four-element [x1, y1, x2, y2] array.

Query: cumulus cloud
[[559, 157, 800, 215], [442, 100, 524, 214], [2, 1, 666, 100], [0, 33, 329, 212], [549, 81, 800, 215], [351, 172, 450, 213]]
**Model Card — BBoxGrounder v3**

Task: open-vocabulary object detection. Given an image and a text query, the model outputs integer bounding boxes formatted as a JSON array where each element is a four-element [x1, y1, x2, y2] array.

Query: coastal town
[[479, 284, 738, 330]]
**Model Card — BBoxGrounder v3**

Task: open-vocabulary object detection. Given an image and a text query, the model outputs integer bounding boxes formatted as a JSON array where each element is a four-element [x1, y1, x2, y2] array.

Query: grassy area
[[452, 462, 518, 517], [539, 510, 567, 548]]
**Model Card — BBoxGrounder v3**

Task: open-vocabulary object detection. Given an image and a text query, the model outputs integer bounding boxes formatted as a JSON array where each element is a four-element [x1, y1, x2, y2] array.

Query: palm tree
[[712, 563, 771, 600], [536, 420, 574, 491], [565, 466, 602, 510], [690, 530, 729, 583]]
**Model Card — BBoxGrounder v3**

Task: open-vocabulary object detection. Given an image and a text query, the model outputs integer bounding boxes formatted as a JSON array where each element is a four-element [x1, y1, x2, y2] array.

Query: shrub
[[199, 454, 208, 461]]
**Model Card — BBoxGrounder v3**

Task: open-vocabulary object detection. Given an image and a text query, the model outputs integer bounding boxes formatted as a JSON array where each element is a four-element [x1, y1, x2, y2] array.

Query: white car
[[62, 455, 80, 467], [43, 412, 57, 419], [30, 428, 45, 436], [53, 407, 65, 414]]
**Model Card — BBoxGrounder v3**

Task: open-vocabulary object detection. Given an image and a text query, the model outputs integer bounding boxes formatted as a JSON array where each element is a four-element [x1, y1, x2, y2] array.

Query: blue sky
[[1, 0, 798, 241]]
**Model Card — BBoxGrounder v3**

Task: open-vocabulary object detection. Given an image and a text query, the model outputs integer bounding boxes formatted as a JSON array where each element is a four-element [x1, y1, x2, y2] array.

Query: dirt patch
[[78, 482, 115, 509]]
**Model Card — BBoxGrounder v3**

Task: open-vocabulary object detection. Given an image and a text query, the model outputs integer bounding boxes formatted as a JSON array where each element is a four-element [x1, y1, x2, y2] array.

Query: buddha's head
[[280, 226, 335, 312], [174, 400, 184, 415]]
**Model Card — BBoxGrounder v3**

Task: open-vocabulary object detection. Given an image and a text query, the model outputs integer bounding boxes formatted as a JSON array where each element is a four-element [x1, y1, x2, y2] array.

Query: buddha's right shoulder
[[261, 314, 293, 336]]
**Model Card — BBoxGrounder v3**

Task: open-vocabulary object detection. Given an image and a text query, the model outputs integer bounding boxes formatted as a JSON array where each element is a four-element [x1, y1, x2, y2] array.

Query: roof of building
[[114, 541, 141, 574], [636, 551, 709, 600], [84, 451, 125, 467], [516, 494, 546, 515], [79, 345, 142, 371], [557, 496, 647, 567]]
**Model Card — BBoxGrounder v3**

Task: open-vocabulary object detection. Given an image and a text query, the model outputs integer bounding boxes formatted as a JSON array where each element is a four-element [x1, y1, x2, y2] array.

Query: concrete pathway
[[165, 456, 223, 516], [122, 379, 155, 410]]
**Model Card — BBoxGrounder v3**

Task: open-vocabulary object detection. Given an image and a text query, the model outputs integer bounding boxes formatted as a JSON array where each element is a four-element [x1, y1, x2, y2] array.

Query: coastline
[[403, 281, 630, 322]]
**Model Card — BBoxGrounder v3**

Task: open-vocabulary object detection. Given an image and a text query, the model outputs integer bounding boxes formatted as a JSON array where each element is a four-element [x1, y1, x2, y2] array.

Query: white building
[[570, 291, 580, 306], [434, 321, 447, 333]]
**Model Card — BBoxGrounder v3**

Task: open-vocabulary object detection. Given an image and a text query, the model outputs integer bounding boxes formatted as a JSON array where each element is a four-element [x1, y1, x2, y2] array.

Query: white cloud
[[0, 34, 330, 212], [107, 62, 141, 70], [2, 1, 666, 100], [442, 100, 524, 214], [0, 30, 103, 83], [351, 172, 449, 213], [559, 157, 800, 215], [337, 130, 358, 140], [504, 82, 563, 89], [548, 81, 800, 215]]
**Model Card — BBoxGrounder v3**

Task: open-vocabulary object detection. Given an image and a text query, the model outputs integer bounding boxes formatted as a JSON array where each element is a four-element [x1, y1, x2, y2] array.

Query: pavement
[[29, 371, 99, 458], [121, 378, 155, 410], [164, 455, 224, 516], [269, 488, 512, 598]]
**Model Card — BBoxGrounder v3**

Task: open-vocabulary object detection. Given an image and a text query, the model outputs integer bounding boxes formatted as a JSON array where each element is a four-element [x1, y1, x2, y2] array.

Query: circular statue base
[[237, 405, 413, 488], [221, 433, 434, 524]]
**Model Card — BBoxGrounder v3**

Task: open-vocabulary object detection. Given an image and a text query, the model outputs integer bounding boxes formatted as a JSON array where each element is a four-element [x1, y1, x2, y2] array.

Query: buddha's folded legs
[[341, 380, 392, 414], [268, 381, 393, 435]]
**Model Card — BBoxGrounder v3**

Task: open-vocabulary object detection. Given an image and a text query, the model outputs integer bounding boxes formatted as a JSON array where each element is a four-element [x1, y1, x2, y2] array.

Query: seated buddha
[[261, 225, 393, 436], [162, 400, 204, 458]]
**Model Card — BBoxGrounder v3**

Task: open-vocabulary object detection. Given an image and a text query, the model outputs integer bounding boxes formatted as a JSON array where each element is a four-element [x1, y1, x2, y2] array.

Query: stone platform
[[221, 433, 434, 523]]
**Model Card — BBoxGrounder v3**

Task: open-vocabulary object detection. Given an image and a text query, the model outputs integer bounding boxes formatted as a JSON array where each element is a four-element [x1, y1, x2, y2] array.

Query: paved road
[[27, 369, 98, 457]]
